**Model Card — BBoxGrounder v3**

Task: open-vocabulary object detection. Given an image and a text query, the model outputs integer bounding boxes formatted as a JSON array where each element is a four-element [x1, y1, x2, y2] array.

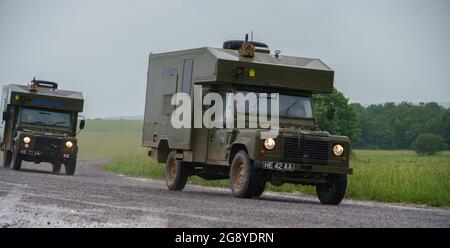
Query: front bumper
[[19, 149, 76, 163], [254, 160, 353, 175]]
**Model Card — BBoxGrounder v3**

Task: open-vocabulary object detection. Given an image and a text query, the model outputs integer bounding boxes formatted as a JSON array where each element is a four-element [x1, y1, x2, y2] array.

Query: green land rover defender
[[143, 40, 352, 204], [0, 79, 85, 175]]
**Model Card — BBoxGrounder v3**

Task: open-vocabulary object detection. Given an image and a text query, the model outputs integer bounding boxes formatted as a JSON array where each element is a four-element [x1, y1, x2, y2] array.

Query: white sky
[[0, 0, 449, 118]]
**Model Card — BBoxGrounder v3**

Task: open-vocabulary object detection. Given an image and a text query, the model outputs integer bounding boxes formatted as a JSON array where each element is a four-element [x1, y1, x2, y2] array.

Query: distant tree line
[[314, 89, 450, 152]]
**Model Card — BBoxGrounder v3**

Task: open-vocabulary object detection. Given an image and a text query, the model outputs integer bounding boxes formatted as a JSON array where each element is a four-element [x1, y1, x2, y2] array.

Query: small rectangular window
[[182, 59, 193, 94]]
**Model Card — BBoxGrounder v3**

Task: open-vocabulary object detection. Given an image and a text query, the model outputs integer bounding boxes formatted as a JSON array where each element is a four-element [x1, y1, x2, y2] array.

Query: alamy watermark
[[170, 85, 279, 139]]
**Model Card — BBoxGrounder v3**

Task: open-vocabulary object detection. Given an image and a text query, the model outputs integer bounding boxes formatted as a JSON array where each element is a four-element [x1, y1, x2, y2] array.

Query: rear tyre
[[52, 163, 62, 173], [316, 174, 347, 205], [3, 150, 12, 168], [165, 151, 189, 191], [11, 149, 22, 171], [64, 159, 76, 176], [229, 151, 261, 198]]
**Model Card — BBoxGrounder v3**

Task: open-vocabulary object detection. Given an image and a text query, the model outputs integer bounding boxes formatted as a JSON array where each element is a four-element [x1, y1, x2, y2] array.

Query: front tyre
[[229, 151, 261, 198], [252, 179, 266, 198], [316, 174, 347, 205], [3, 150, 12, 168], [165, 151, 189, 191], [11, 149, 22, 171], [52, 163, 62, 173], [64, 159, 76, 176]]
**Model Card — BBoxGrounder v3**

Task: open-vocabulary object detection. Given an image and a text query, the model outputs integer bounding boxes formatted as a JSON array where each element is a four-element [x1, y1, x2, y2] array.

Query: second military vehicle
[[0, 79, 85, 175], [143, 39, 352, 204]]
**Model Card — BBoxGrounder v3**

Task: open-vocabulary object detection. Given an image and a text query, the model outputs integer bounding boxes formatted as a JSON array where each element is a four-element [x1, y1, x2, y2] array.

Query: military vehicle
[[0, 79, 85, 175], [143, 38, 352, 204]]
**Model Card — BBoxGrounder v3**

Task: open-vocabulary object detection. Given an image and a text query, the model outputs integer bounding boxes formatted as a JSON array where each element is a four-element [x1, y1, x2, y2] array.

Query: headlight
[[333, 144, 344, 156], [23, 136, 31, 144], [264, 138, 276, 150], [65, 141, 73, 148]]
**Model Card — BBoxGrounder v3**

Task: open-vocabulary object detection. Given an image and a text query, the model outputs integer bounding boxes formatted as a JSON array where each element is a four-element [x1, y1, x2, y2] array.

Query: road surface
[[0, 160, 449, 227]]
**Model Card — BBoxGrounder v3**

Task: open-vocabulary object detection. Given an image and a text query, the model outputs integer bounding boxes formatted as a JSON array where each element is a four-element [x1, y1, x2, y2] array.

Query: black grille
[[34, 136, 63, 150], [283, 136, 329, 163]]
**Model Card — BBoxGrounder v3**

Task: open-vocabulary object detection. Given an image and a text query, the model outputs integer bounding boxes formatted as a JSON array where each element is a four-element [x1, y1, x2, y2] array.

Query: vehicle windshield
[[19, 108, 71, 128], [229, 91, 313, 119], [278, 95, 313, 118]]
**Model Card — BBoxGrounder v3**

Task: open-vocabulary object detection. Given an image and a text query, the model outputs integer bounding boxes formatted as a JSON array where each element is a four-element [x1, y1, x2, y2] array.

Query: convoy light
[[23, 136, 31, 144], [264, 138, 276, 150], [65, 141, 73, 148], [333, 144, 344, 156]]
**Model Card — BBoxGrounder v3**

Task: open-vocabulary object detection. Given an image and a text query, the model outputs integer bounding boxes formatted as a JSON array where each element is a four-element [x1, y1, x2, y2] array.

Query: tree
[[313, 88, 361, 142], [412, 133, 448, 155], [439, 109, 450, 147], [352, 101, 449, 149]]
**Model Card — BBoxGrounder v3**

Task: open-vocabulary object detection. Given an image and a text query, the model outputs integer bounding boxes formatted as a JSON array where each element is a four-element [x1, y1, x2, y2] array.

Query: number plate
[[20, 150, 41, 156], [261, 161, 295, 171]]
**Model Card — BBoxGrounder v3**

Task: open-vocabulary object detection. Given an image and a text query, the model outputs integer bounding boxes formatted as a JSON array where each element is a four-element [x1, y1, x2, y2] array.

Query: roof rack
[[31, 78, 58, 89]]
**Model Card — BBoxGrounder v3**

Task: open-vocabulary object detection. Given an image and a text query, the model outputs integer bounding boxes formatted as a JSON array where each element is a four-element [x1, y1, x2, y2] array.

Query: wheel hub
[[233, 162, 245, 189], [168, 160, 177, 182]]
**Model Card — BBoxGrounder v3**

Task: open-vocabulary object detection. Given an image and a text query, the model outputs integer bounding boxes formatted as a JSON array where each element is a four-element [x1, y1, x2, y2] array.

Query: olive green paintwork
[[0, 83, 84, 164], [143, 46, 352, 184]]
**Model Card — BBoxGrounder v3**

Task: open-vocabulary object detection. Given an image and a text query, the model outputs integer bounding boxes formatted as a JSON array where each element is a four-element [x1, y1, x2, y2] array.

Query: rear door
[[169, 59, 194, 149]]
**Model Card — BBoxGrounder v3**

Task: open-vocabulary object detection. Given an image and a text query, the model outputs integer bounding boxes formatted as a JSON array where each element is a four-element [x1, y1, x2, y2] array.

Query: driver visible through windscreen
[[20, 108, 71, 128]]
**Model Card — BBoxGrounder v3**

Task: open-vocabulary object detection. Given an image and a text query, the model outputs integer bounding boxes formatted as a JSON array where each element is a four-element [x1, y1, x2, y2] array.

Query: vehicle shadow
[[256, 194, 320, 205], [183, 186, 320, 205], [15, 162, 68, 176], [17, 168, 55, 175]]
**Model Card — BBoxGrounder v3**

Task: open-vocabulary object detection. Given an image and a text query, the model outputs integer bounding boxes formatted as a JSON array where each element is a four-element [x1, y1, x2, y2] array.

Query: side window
[[181, 59, 193, 95]]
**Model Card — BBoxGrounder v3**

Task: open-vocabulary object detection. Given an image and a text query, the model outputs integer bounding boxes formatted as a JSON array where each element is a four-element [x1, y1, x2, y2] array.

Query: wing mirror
[[77, 116, 86, 135], [2, 111, 8, 121], [79, 119, 85, 129], [326, 102, 336, 120]]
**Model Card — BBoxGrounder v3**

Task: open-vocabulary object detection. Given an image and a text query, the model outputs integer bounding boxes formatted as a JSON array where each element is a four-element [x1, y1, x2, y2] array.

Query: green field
[[80, 120, 450, 207], [77, 120, 146, 158]]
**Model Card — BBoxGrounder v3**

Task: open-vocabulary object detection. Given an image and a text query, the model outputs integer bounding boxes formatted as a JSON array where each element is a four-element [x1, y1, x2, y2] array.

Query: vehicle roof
[[7, 84, 83, 100], [207, 47, 333, 72], [150, 47, 333, 72], [149, 47, 334, 93]]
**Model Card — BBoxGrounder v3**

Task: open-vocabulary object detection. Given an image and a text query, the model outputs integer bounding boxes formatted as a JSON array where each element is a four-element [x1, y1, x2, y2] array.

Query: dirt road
[[0, 160, 449, 227]]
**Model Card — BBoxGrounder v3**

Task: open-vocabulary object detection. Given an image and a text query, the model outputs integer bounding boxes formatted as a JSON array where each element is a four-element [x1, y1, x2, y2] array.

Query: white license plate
[[261, 161, 295, 171], [20, 150, 41, 156]]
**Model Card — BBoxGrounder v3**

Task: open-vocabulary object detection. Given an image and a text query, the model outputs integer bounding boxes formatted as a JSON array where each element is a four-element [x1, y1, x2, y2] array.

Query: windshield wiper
[[282, 98, 301, 116], [27, 121, 47, 125], [49, 121, 67, 127]]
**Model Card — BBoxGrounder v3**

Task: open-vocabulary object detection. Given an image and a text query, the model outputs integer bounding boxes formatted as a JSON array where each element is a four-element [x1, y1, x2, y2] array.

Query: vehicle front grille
[[33, 136, 63, 150], [283, 136, 329, 164]]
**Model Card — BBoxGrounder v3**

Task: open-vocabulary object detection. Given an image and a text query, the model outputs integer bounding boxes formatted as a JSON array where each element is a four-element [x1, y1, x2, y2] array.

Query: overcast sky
[[0, 0, 449, 118]]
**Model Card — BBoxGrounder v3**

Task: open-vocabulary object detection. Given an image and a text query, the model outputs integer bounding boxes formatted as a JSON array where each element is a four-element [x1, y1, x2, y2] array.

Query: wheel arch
[[228, 139, 254, 165], [154, 139, 170, 163]]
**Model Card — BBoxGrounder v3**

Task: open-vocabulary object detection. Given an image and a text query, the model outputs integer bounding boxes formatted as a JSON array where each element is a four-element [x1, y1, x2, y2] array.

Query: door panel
[[207, 128, 231, 161]]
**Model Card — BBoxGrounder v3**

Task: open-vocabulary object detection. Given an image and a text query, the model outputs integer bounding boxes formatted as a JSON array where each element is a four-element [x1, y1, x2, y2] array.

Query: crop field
[[79, 120, 449, 207]]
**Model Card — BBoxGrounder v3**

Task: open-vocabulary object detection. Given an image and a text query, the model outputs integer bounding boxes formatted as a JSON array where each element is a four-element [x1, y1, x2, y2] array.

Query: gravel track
[[0, 160, 449, 227]]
